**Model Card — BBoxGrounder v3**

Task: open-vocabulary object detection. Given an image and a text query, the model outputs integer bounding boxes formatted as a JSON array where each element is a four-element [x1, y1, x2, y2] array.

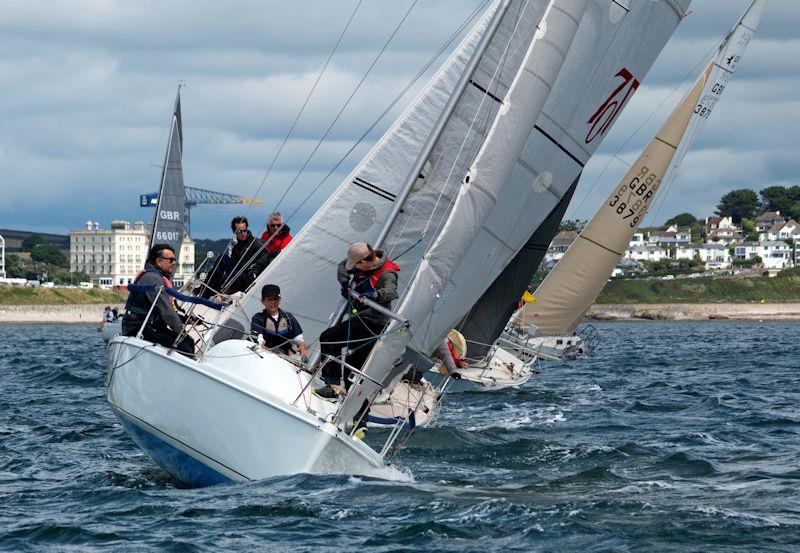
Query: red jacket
[[261, 226, 292, 254]]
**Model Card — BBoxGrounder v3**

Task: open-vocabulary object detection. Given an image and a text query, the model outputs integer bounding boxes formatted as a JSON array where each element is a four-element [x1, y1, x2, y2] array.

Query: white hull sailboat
[[427, 345, 533, 391], [108, 0, 690, 486], [108, 337, 381, 486]]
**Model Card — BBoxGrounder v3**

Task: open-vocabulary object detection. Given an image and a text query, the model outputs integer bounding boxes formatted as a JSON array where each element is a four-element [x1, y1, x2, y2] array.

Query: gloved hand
[[340, 284, 350, 299]]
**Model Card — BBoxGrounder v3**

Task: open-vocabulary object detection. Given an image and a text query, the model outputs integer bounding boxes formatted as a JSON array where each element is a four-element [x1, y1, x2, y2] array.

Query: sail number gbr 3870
[[608, 165, 661, 228]]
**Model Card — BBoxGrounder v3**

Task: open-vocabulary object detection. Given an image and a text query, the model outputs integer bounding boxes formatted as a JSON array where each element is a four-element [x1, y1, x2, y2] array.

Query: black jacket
[[122, 262, 183, 335]]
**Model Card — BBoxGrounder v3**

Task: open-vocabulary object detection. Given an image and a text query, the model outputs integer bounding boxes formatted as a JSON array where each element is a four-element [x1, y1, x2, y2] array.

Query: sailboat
[[506, 0, 767, 362], [101, 88, 186, 342], [107, 0, 689, 487]]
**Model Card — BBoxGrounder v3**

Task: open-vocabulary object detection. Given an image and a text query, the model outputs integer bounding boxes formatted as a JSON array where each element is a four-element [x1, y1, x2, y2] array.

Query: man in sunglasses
[[121, 244, 195, 356], [314, 242, 399, 399], [260, 211, 292, 265], [199, 216, 271, 297]]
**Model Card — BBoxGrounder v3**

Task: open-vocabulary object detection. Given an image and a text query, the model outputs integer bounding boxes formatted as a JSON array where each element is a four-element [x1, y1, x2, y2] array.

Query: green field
[[597, 275, 800, 304], [0, 286, 126, 305]]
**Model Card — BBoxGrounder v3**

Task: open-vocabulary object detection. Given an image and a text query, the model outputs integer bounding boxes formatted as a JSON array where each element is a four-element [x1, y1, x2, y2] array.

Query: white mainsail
[[391, 0, 692, 357], [336, 0, 587, 421], [518, 0, 767, 337], [149, 88, 186, 260], [213, 0, 554, 342]]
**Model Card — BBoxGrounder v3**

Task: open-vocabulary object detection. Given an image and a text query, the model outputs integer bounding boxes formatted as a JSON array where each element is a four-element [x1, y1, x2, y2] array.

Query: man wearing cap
[[251, 284, 308, 357], [314, 242, 399, 399]]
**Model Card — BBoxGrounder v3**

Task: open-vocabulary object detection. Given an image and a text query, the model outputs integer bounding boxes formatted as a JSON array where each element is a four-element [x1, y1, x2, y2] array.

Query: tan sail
[[519, 63, 711, 336]]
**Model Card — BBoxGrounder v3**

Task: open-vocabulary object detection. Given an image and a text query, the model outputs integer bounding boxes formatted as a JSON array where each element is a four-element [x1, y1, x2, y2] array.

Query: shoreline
[[1, 302, 800, 323]]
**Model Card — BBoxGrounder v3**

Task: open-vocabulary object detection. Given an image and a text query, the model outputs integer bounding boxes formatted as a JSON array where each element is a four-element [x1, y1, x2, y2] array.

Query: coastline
[[2, 302, 799, 323]]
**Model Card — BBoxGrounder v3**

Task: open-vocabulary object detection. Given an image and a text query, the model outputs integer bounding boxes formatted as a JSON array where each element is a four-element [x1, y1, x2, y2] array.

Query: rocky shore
[[2, 302, 800, 324], [587, 303, 800, 322]]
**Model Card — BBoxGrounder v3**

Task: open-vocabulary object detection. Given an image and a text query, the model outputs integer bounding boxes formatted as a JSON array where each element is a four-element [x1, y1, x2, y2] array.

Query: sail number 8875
[[608, 166, 659, 228]]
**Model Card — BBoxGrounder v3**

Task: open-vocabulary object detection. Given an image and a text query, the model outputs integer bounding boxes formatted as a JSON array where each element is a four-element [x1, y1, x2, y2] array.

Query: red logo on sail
[[585, 68, 639, 144]]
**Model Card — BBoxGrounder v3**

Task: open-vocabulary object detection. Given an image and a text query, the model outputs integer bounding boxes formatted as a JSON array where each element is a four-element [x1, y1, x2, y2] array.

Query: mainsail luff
[[520, 0, 767, 336], [149, 88, 186, 260], [337, 0, 588, 424], [217, 0, 553, 342]]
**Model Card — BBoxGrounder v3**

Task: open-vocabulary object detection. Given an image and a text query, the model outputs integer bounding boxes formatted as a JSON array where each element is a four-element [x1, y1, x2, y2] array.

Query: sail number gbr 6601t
[[608, 165, 661, 228]]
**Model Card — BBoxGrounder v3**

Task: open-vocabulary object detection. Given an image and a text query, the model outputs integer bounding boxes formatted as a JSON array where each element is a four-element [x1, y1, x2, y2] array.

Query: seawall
[[587, 303, 800, 321], [0, 304, 123, 324]]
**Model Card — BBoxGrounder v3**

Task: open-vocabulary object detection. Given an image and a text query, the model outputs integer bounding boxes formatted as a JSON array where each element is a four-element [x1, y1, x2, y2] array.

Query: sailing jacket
[[261, 225, 292, 254], [122, 262, 183, 335], [250, 308, 303, 354], [337, 250, 399, 326], [207, 232, 271, 295]]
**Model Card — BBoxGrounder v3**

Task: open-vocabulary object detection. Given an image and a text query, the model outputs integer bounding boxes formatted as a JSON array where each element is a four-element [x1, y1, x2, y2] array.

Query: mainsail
[[149, 88, 186, 260], [215, 0, 556, 341], [518, 0, 767, 337], [338, 0, 588, 421]]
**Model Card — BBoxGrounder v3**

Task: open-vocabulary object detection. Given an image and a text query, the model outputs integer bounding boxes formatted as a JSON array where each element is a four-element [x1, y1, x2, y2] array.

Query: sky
[[0, 0, 796, 240]]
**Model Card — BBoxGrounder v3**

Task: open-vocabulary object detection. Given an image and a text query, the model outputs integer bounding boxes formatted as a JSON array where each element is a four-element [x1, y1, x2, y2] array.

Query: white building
[[756, 240, 793, 269], [648, 225, 692, 246], [544, 230, 578, 264], [676, 243, 731, 270], [762, 219, 800, 242], [70, 220, 194, 287], [625, 244, 668, 262]]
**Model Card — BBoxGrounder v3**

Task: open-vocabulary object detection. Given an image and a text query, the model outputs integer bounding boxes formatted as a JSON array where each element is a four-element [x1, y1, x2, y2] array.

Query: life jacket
[[254, 309, 296, 353], [124, 266, 175, 316], [446, 340, 464, 367], [352, 259, 400, 296], [261, 226, 292, 253]]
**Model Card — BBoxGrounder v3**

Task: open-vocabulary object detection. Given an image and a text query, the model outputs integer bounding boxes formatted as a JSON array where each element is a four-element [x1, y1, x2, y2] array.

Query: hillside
[[597, 274, 800, 303], [0, 286, 126, 305]]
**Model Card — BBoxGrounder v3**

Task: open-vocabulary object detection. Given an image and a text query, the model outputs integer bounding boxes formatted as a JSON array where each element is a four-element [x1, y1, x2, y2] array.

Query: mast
[[521, 0, 768, 337]]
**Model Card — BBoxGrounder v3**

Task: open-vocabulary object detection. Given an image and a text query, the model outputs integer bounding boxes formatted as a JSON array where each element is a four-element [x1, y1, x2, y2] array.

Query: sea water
[[1, 322, 799, 551]]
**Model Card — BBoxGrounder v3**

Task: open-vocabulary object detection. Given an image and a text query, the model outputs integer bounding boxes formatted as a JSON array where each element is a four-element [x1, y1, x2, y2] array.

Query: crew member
[[260, 211, 292, 265], [199, 216, 271, 297], [314, 242, 399, 399], [250, 284, 308, 357], [433, 329, 469, 379], [121, 244, 195, 356]]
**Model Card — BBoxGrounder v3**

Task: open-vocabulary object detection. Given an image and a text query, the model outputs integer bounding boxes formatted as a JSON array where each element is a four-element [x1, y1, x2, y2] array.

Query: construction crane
[[140, 186, 264, 233]]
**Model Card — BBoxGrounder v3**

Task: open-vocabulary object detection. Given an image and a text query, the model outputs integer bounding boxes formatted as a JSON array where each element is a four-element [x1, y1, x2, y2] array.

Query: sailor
[[260, 211, 292, 265], [314, 242, 399, 399], [199, 216, 271, 297], [433, 329, 469, 379], [121, 244, 195, 356], [103, 305, 115, 323], [250, 284, 308, 357]]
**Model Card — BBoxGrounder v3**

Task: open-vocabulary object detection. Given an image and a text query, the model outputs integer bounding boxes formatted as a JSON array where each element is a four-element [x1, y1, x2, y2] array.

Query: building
[[756, 210, 784, 233], [70, 220, 194, 287], [762, 219, 799, 242], [625, 244, 668, 262], [676, 243, 731, 270], [647, 225, 691, 246], [544, 230, 578, 264], [756, 240, 793, 269]]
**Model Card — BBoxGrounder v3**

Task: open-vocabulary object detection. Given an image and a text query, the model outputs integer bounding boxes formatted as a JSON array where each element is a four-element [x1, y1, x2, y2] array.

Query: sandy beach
[[2, 302, 800, 324]]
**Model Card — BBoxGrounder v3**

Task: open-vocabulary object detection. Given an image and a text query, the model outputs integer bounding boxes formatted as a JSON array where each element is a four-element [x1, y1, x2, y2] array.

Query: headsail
[[339, 0, 588, 423], [519, 0, 767, 337], [401, 0, 692, 356], [149, 87, 186, 259]]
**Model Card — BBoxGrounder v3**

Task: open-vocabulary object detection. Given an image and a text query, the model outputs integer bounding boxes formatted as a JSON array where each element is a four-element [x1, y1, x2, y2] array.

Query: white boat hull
[[100, 320, 121, 342], [427, 346, 532, 391], [368, 378, 440, 429], [107, 337, 383, 487]]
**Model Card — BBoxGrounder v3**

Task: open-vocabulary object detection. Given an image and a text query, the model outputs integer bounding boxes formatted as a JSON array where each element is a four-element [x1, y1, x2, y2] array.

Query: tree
[[21, 234, 44, 251], [664, 213, 697, 228], [31, 243, 68, 267], [716, 189, 760, 224], [559, 219, 585, 232], [4, 254, 25, 278], [740, 217, 758, 241], [760, 186, 796, 214]]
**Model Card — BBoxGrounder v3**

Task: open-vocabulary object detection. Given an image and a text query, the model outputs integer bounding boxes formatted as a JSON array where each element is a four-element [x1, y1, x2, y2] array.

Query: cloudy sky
[[0, 0, 796, 240]]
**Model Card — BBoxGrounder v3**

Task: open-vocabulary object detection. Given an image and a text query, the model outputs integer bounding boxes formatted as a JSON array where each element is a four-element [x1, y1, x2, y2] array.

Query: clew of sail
[[337, 0, 588, 424], [149, 88, 187, 260], [212, 0, 555, 343], [518, 0, 767, 337]]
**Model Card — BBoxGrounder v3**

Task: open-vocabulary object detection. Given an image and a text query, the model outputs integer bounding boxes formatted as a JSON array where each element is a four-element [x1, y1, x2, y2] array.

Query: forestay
[[149, 88, 186, 259], [339, 0, 588, 424], [214, 0, 556, 342], [519, 0, 767, 337], [401, 0, 692, 356]]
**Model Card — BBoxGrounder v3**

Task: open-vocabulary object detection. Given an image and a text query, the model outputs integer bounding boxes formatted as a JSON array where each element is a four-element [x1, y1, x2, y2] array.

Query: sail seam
[[534, 124, 585, 167], [469, 79, 504, 104], [578, 234, 623, 256], [653, 136, 679, 150], [352, 177, 397, 201], [611, 0, 629, 12], [712, 61, 735, 75]]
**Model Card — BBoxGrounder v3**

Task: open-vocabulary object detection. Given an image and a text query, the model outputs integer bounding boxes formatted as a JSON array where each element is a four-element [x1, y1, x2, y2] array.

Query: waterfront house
[[756, 210, 784, 233], [756, 240, 793, 269], [625, 244, 668, 262], [545, 230, 578, 264], [763, 219, 799, 242], [676, 243, 731, 270]]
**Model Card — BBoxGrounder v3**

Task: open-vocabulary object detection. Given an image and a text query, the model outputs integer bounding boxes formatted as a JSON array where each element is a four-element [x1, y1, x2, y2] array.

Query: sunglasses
[[159, 256, 176, 262], [235, 229, 248, 235], [268, 223, 281, 228]]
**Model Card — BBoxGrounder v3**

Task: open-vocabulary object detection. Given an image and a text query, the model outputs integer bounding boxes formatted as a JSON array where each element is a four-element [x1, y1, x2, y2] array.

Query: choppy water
[[1, 322, 799, 551]]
